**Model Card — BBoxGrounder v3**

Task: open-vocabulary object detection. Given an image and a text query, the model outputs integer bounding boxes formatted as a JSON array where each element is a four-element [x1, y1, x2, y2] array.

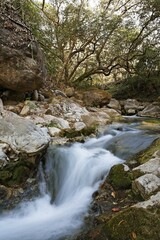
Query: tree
[[12, 0, 160, 87]]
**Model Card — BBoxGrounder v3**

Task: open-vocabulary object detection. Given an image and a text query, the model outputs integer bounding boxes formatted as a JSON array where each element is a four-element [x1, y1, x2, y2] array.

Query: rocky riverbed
[[0, 92, 160, 239]]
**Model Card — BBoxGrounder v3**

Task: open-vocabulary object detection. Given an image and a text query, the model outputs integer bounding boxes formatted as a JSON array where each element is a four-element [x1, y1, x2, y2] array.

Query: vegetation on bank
[[7, 0, 160, 99]]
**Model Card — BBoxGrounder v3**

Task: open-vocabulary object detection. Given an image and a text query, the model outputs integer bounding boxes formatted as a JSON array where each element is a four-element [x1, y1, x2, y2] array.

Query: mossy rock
[[0, 170, 12, 182], [132, 138, 160, 165], [12, 166, 30, 184], [108, 164, 133, 190], [103, 207, 160, 240], [141, 119, 160, 127]]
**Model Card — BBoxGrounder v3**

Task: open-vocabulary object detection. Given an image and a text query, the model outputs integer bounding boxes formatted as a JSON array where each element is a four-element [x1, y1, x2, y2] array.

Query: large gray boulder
[[0, 111, 50, 155], [0, 110, 50, 188]]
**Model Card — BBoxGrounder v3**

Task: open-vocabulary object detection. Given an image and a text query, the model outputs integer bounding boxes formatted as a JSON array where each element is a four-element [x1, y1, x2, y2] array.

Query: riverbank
[[0, 93, 160, 239]]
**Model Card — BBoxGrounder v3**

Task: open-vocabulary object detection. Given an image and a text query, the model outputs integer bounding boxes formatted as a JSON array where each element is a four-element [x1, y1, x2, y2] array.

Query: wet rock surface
[[72, 138, 160, 240]]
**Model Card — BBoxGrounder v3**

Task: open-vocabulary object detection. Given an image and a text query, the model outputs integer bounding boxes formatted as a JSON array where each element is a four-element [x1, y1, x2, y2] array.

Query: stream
[[0, 120, 159, 240]]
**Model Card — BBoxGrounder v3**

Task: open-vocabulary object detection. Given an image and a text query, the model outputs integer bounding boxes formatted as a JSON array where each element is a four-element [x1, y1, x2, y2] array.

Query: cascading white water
[[0, 134, 123, 240]]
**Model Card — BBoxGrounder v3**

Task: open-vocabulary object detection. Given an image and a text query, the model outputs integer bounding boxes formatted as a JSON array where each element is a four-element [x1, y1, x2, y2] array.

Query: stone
[[52, 90, 67, 98], [32, 90, 39, 101], [133, 157, 160, 178], [65, 87, 75, 97], [153, 150, 160, 158], [135, 191, 160, 209], [0, 3, 46, 93], [0, 98, 3, 113], [39, 93, 45, 101], [123, 99, 139, 114], [82, 112, 111, 127], [12, 166, 30, 184], [74, 122, 86, 131], [0, 111, 50, 155], [133, 138, 160, 165], [20, 105, 30, 116], [108, 164, 132, 190], [0, 170, 12, 182], [0, 184, 12, 203], [48, 127, 61, 137], [127, 108, 136, 114], [0, 143, 9, 169], [102, 108, 121, 118], [82, 88, 112, 107], [132, 173, 160, 199], [63, 102, 89, 119], [20, 101, 37, 116], [107, 98, 121, 111], [138, 104, 160, 118], [43, 115, 70, 129]]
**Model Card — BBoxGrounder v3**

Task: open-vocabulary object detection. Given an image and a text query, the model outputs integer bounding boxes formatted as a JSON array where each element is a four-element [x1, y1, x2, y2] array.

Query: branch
[[2, 12, 32, 32], [42, 0, 45, 11]]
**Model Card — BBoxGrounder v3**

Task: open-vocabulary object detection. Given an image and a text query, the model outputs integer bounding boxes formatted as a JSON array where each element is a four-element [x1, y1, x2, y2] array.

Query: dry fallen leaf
[[131, 231, 137, 239], [111, 191, 116, 198], [112, 207, 120, 212]]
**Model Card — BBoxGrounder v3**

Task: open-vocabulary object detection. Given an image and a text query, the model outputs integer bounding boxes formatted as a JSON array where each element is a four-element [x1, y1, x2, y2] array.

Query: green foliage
[[11, 0, 160, 91]]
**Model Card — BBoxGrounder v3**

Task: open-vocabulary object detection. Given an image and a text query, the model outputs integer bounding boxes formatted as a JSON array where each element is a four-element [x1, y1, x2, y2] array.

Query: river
[[0, 121, 158, 240]]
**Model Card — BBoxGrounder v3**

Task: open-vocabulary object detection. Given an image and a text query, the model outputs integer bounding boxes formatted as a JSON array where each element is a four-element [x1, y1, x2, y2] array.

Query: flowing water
[[0, 122, 158, 240]]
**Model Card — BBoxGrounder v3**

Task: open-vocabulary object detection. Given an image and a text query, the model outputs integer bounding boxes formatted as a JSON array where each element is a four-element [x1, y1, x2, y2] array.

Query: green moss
[[133, 138, 160, 164], [103, 207, 160, 240], [142, 119, 160, 125], [47, 121, 59, 128], [0, 170, 12, 182], [108, 164, 133, 190], [12, 166, 30, 184]]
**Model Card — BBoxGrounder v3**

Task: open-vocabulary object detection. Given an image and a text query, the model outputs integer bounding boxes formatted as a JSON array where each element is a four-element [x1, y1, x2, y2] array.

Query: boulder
[[82, 111, 111, 127], [48, 127, 61, 137], [108, 164, 132, 190], [82, 89, 112, 107], [0, 111, 50, 187], [102, 107, 121, 119], [107, 98, 121, 112], [133, 157, 160, 178], [20, 100, 38, 116], [0, 3, 46, 93], [135, 191, 160, 209], [43, 115, 70, 129], [74, 122, 86, 131], [0, 111, 50, 155], [123, 99, 139, 115], [132, 173, 160, 199], [138, 104, 160, 118]]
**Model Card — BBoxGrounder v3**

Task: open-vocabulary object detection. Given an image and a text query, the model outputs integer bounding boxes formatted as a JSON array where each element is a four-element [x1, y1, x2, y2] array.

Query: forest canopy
[[9, 0, 160, 91]]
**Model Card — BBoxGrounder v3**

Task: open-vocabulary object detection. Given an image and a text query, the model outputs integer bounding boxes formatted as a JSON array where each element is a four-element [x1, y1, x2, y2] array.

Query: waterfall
[[0, 134, 123, 240]]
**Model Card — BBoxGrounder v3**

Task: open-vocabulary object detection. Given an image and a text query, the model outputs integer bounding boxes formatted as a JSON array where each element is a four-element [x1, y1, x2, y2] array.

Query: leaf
[[111, 191, 116, 198], [112, 207, 120, 212], [131, 231, 137, 239]]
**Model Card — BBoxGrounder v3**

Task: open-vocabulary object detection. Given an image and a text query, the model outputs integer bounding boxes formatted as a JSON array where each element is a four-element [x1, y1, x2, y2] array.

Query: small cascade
[[0, 133, 123, 240]]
